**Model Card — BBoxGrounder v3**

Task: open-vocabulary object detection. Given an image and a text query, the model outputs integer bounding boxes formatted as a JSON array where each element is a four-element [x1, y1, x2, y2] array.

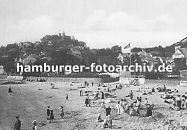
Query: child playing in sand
[[102, 115, 112, 128]]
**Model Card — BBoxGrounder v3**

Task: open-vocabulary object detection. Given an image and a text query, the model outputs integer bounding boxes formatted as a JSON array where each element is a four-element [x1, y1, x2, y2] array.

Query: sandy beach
[[0, 79, 187, 130]]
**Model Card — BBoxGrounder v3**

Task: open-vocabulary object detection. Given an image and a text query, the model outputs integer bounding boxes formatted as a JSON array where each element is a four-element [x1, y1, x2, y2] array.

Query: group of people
[[46, 106, 54, 123], [97, 105, 112, 129], [14, 116, 37, 130], [116, 91, 152, 117], [173, 95, 187, 110], [94, 91, 105, 99], [46, 105, 65, 122]]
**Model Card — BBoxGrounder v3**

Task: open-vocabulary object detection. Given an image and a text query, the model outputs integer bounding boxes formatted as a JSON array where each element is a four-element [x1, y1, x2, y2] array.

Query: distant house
[[23, 54, 39, 65], [19, 42, 33, 49], [172, 47, 187, 70], [138, 50, 158, 65]]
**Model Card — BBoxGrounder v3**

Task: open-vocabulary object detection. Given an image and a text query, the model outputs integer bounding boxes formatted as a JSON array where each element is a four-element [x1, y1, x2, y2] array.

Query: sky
[[0, 0, 187, 48]]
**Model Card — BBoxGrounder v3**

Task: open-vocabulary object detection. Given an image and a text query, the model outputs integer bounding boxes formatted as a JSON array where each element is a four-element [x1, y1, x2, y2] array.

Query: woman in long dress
[[119, 100, 124, 113], [60, 106, 64, 119], [116, 101, 121, 115], [49, 110, 54, 123]]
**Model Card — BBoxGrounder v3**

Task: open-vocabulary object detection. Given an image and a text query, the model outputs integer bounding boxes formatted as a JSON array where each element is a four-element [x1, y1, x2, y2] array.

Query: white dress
[[116, 104, 121, 115]]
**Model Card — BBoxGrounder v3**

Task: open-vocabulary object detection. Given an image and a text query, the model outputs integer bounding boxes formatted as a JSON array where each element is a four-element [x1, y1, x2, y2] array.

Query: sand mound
[[152, 112, 165, 120]]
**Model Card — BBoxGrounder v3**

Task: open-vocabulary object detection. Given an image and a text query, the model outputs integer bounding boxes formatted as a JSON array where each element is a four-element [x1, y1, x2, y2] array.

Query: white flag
[[122, 43, 131, 54]]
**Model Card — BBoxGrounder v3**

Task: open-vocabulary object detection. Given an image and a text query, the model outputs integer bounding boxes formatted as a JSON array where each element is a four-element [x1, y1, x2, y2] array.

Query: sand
[[0, 79, 187, 130]]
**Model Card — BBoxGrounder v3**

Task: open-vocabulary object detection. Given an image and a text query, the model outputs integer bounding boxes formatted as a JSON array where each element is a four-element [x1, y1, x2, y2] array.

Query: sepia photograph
[[1, 0, 187, 130]]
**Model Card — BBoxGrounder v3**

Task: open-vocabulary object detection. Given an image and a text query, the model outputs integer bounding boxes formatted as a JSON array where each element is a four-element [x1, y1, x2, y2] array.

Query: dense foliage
[[0, 33, 185, 77]]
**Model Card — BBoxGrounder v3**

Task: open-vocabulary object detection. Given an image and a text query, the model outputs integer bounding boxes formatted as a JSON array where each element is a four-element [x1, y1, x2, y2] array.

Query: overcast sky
[[1, 0, 187, 48]]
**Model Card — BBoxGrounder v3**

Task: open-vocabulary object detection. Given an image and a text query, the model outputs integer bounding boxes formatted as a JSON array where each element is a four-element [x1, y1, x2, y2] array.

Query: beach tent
[[119, 71, 132, 85], [119, 71, 145, 85]]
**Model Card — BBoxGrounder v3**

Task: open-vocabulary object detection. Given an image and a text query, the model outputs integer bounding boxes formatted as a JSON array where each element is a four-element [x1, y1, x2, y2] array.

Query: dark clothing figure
[[106, 107, 111, 116], [146, 105, 152, 117], [8, 87, 12, 93], [101, 92, 104, 99], [60, 107, 64, 119], [47, 107, 50, 120], [176, 100, 181, 110], [130, 90, 133, 100], [88, 98, 91, 107], [66, 94, 68, 100], [152, 88, 155, 92], [85, 96, 90, 107], [163, 85, 166, 92], [137, 97, 142, 102], [49, 110, 54, 123], [14, 117, 21, 130], [80, 90, 82, 96], [92, 82, 94, 86]]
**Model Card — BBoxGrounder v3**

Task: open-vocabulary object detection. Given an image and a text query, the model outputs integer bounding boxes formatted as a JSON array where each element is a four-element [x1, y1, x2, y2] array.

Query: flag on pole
[[122, 43, 131, 54]]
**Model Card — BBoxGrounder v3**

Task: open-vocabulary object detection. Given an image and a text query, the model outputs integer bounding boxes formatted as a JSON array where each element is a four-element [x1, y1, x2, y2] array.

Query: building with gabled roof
[[172, 47, 187, 70], [172, 48, 187, 59]]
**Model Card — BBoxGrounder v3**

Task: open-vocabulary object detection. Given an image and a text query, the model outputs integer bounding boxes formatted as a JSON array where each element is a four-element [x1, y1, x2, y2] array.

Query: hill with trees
[[0, 32, 186, 77]]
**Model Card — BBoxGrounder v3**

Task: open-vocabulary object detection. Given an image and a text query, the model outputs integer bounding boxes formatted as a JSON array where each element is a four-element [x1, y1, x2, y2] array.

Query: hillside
[[0, 32, 186, 75]]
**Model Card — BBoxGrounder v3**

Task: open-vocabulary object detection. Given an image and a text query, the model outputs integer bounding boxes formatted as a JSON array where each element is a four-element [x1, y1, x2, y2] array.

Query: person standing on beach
[[66, 94, 68, 100], [32, 120, 37, 130], [144, 98, 148, 106], [106, 106, 111, 116], [130, 90, 133, 100], [14, 116, 21, 130], [8, 86, 12, 93], [116, 101, 121, 115], [80, 90, 82, 96], [88, 97, 91, 107], [60, 106, 64, 119], [49, 110, 54, 123], [101, 92, 104, 99], [46, 106, 50, 120], [85, 95, 89, 107]]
